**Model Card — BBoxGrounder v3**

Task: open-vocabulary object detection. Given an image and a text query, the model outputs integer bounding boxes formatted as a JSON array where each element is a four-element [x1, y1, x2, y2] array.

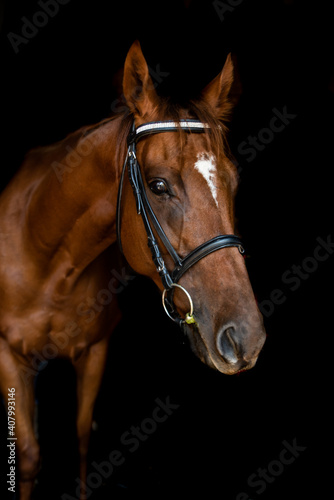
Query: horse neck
[[24, 115, 127, 274]]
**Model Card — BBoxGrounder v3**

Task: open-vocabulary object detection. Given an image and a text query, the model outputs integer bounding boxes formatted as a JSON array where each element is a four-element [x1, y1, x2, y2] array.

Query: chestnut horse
[[0, 41, 265, 499]]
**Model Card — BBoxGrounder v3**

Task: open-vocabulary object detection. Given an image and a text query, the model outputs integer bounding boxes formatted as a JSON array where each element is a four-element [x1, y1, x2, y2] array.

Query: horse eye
[[149, 179, 169, 196]]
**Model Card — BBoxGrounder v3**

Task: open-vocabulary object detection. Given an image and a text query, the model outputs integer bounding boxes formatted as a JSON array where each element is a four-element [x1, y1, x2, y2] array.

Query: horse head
[[119, 41, 266, 375]]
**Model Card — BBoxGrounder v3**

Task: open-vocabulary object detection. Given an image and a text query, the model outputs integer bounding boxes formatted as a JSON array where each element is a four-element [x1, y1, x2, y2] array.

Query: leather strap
[[127, 119, 210, 145], [171, 235, 244, 283]]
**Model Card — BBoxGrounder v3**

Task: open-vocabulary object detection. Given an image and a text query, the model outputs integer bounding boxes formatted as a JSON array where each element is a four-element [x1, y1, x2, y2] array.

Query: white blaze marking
[[194, 153, 219, 208]]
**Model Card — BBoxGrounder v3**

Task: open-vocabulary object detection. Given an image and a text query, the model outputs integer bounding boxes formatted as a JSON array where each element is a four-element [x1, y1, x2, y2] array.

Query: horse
[[0, 40, 266, 499]]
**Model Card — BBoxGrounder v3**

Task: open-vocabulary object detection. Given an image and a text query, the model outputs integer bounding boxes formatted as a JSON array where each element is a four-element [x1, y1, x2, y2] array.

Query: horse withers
[[0, 41, 265, 499]]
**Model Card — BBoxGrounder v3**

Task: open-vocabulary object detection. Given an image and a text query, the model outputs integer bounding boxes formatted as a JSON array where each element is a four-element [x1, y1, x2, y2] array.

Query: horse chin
[[183, 323, 259, 376]]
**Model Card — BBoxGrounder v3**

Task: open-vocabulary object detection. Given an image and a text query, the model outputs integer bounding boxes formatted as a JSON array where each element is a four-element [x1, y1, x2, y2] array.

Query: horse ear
[[201, 53, 240, 122], [123, 40, 159, 119]]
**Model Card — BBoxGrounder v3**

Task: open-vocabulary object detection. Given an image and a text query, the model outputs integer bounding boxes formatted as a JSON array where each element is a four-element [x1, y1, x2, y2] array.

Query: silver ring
[[162, 283, 194, 323]]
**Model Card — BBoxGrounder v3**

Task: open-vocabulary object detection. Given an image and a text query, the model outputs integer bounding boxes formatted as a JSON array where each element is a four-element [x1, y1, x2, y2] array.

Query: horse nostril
[[217, 326, 240, 364]]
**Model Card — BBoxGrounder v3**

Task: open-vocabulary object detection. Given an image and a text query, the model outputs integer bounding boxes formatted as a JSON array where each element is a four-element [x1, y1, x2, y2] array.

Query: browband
[[127, 120, 210, 145]]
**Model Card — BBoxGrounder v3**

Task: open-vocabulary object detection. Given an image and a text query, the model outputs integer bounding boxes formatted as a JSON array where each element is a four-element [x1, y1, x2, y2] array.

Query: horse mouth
[[183, 323, 260, 375]]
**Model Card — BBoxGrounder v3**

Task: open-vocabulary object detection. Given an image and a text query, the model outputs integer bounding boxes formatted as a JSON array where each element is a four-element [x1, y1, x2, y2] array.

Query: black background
[[0, 0, 332, 499]]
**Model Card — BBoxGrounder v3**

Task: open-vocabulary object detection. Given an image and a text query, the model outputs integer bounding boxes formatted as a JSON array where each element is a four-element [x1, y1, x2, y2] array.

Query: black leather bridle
[[116, 120, 244, 326]]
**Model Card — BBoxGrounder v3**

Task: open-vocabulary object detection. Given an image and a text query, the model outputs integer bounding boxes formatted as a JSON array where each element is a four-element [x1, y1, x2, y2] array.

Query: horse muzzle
[[183, 314, 266, 375]]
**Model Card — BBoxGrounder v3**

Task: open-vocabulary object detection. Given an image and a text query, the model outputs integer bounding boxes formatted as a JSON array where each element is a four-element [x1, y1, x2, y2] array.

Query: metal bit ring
[[162, 283, 194, 324]]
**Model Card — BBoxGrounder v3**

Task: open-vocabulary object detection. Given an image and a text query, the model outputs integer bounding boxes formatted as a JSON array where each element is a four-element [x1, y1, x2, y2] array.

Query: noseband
[[116, 120, 244, 326]]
